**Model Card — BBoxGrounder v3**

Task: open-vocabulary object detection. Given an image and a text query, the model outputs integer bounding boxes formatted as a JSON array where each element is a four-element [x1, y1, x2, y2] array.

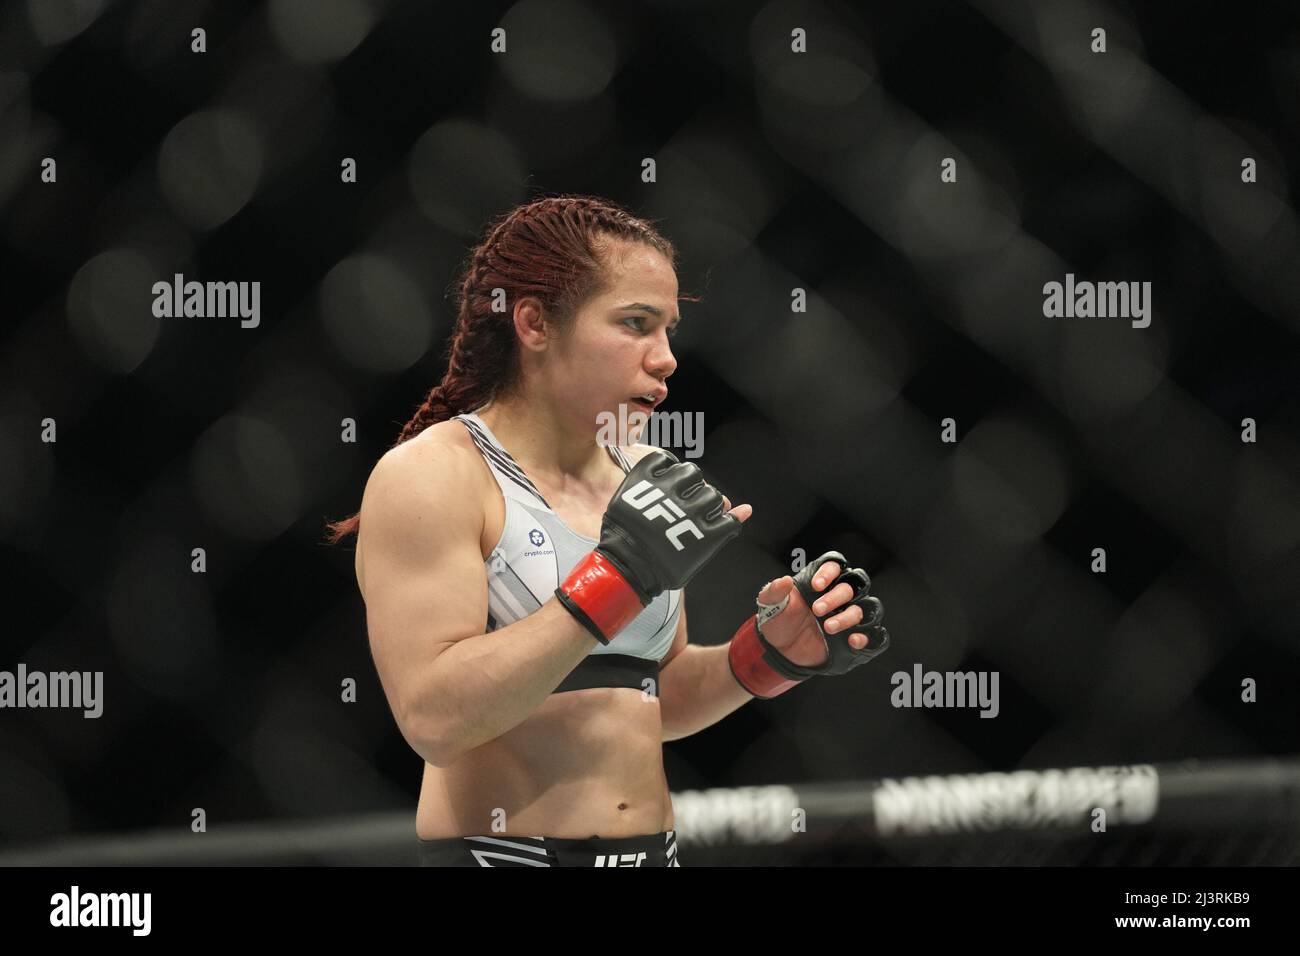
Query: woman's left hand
[[754, 561, 873, 667]]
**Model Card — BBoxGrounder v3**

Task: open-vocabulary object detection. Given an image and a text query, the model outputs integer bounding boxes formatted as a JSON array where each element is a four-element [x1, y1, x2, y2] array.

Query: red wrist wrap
[[728, 615, 805, 699], [557, 551, 645, 644]]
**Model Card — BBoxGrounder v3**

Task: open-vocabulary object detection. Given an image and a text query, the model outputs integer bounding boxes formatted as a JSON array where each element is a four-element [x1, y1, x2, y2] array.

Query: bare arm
[[358, 437, 597, 766], [658, 601, 755, 741]]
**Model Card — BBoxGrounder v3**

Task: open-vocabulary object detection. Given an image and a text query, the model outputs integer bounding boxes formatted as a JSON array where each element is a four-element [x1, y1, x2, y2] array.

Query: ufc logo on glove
[[555, 448, 742, 645], [620, 480, 703, 551]]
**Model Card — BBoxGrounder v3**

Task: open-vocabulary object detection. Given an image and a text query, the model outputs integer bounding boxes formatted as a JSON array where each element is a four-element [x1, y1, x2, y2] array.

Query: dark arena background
[[2, 0, 1299, 897]]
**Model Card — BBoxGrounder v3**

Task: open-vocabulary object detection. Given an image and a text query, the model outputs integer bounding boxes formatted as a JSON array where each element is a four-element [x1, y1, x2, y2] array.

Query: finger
[[822, 603, 864, 634], [809, 581, 855, 616], [810, 561, 842, 591], [758, 575, 793, 602], [728, 503, 753, 523]]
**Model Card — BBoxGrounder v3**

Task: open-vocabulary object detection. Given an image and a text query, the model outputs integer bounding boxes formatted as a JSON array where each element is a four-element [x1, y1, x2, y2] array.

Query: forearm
[[413, 599, 597, 763], [659, 643, 755, 741]]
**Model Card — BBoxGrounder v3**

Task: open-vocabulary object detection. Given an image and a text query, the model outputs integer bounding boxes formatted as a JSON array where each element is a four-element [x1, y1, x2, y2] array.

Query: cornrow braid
[[323, 194, 682, 545]]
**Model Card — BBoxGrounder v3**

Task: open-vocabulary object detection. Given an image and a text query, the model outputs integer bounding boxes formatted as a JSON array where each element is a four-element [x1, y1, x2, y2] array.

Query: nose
[[646, 329, 677, 380]]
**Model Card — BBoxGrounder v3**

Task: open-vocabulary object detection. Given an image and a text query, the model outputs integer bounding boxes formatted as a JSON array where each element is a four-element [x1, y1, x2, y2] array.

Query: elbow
[[401, 708, 463, 768], [420, 734, 460, 769], [393, 664, 469, 766]]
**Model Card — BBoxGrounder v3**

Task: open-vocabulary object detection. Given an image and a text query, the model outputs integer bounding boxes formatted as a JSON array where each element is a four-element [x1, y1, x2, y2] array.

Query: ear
[[512, 296, 552, 353]]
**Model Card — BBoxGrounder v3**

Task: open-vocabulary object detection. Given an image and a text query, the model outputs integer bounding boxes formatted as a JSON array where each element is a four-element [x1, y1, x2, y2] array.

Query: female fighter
[[325, 195, 890, 866]]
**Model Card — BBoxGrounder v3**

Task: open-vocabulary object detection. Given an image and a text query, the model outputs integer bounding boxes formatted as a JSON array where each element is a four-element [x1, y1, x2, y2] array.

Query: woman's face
[[541, 240, 681, 443]]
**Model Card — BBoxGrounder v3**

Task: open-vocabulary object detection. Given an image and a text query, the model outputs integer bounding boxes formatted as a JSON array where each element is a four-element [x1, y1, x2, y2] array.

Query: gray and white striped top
[[452, 411, 682, 667]]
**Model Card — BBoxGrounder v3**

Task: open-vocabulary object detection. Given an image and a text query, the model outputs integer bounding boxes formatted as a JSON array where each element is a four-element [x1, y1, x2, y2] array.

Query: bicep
[[357, 442, 488, 724]]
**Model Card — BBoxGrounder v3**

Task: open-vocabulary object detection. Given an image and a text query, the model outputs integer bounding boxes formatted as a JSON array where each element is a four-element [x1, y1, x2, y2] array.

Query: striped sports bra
[[453, 411, 683, 695]]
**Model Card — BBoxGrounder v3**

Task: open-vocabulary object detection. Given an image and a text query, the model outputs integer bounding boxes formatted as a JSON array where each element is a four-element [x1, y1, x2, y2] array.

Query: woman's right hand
[[555, 449, 749, 643]]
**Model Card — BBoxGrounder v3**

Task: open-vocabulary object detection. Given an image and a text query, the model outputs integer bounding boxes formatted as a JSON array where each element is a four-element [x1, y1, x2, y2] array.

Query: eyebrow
[[615, 302, 682, 326]]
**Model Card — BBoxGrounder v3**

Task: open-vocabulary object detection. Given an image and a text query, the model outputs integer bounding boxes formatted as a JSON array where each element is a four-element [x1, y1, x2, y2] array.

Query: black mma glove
[[729, 550, 891, 698], [556, 449, 743, 643]]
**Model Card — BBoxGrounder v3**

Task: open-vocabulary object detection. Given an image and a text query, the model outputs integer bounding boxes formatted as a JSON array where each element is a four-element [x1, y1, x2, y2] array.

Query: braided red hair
[[324, 194, 689, 544]]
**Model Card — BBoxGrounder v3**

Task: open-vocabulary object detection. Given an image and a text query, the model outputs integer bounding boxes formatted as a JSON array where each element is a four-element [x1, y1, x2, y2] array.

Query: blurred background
[[1, 0, 1298, 864]]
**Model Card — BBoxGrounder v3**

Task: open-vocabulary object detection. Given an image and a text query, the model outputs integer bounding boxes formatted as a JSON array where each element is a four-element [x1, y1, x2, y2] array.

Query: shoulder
[[371, 418, 483, 485], [359, 419, 488, 536]]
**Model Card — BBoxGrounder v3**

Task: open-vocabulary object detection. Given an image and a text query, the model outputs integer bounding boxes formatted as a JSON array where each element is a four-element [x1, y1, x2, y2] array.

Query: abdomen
[[416, 686, 672, 839]]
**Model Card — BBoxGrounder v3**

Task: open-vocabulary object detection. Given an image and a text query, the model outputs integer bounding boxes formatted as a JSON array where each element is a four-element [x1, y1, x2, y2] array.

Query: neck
[[475, 391, 608, 482]]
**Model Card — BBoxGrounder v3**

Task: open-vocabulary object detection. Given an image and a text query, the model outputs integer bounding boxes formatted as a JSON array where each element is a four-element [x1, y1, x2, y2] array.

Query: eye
[[667, 323, 680, 338], [622, 315, 647, 332]]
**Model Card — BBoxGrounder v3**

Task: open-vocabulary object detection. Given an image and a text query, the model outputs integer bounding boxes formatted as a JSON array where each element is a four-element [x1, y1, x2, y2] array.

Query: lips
[[629, 390, 666, 409]]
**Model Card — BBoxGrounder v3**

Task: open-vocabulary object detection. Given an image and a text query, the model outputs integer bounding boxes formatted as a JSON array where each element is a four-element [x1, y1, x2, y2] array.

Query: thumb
[[721, 494, 753, 524], [758, 575, 795, 603]]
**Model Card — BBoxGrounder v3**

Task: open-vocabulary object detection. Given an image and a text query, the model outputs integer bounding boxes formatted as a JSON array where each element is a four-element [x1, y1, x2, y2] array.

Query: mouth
[[628, 392, 664, 413]]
